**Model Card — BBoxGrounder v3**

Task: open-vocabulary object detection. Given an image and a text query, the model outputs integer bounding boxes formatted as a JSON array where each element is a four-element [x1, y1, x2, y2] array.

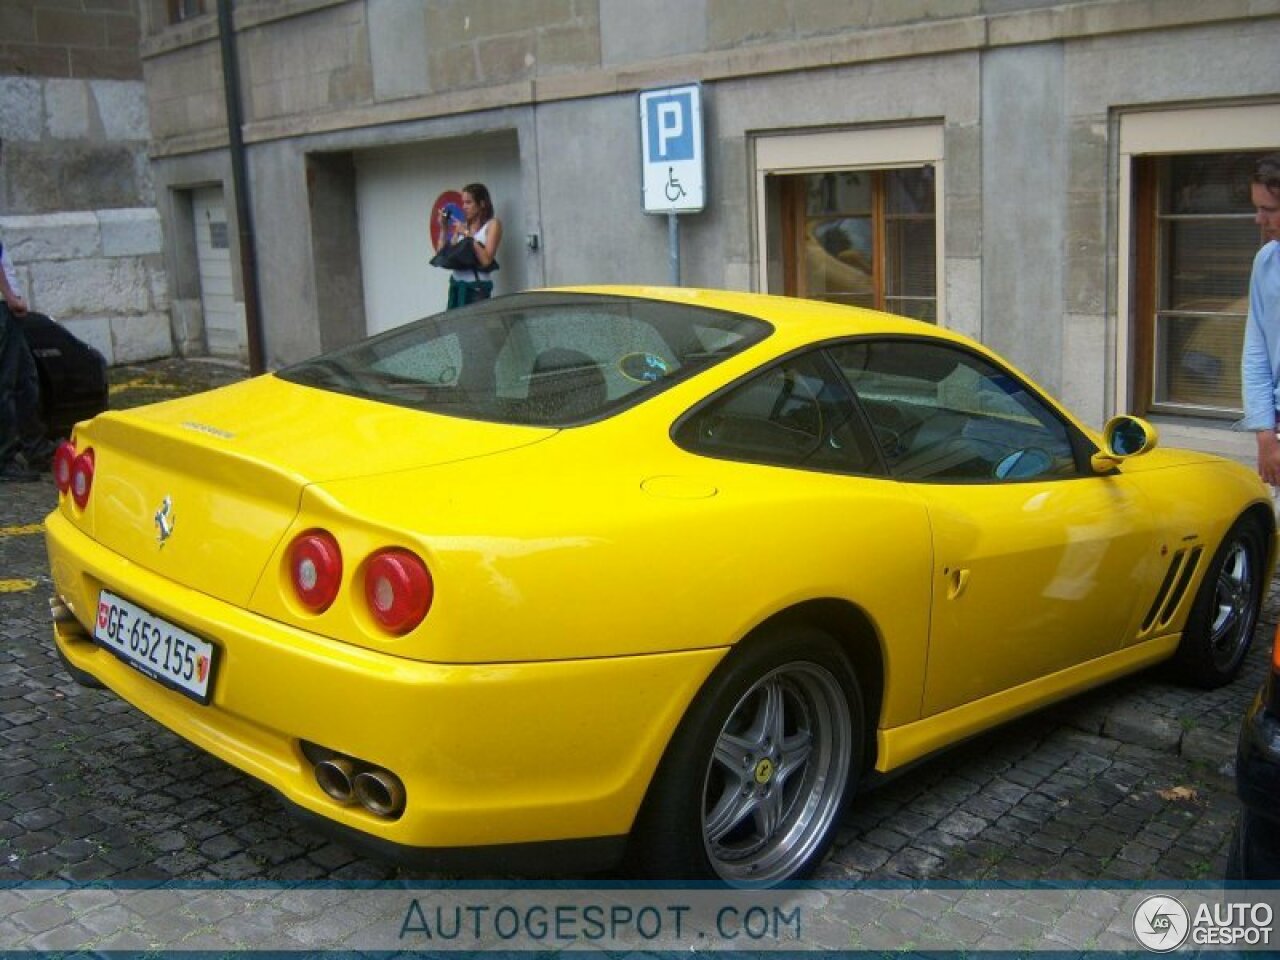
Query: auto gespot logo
[[1133, 895, 1274, 951]]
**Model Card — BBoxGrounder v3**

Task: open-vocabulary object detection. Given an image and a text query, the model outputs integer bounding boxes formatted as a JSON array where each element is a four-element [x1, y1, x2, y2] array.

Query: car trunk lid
[[67, 375, 555, 606]]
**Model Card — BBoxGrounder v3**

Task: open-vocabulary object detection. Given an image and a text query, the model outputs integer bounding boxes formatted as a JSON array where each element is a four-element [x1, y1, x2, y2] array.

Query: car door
[[828, 339, 1163, 716], [673, 348, 938, 728]]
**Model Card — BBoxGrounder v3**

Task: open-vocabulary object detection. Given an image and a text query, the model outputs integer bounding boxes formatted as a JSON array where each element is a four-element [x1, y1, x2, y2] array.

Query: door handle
[[946, 568, 970, 600]]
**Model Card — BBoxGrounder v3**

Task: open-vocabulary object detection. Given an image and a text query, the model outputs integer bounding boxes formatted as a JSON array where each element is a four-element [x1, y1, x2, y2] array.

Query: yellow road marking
[[0, 523, 44, 538], [0, 579, 37, 593], [109, 377, 180, 395]]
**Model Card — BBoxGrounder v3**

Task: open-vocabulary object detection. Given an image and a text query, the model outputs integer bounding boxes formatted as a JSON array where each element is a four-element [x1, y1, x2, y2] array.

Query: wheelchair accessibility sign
[[639, 84, 705, 214]]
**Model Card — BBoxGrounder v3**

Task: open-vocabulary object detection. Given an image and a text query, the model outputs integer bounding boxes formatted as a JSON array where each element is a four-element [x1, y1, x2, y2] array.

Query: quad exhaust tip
[[353, 769, 407, 819], [50, 596, 76, 623], [306, 745, 405, 819], [314, 756, 357, 805]]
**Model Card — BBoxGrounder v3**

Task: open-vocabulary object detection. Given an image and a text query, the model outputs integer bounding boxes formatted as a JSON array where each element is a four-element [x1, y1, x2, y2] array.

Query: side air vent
[[1155, 546, 1203, 631], [1139, 546, 1204, 635]]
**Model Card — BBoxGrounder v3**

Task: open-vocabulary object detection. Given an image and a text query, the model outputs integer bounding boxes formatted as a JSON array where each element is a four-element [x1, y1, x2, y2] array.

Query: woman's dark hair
[[1253, 153, 1280, 196], [463, 183, 494, 223]]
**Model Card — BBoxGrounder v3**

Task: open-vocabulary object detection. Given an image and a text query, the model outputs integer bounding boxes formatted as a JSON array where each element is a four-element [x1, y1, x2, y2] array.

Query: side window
[[829, 340, 1081, 482], [675, 352, 882, 474]]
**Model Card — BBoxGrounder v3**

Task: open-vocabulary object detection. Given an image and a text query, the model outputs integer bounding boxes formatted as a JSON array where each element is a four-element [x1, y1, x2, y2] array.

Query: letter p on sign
[[655, 102, 685, 159], [646, 93, 694, 162]]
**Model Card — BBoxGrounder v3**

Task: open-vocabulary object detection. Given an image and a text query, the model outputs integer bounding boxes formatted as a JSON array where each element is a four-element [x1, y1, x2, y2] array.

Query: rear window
[[278, 293, 771, 426]]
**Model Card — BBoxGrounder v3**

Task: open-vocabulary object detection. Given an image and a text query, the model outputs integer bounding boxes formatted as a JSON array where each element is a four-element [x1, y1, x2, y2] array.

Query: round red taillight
[[70, 448, 95, 509], [288, 530, 343, 613], [53, 442, 77, 494], [364, 549, 433, 635]]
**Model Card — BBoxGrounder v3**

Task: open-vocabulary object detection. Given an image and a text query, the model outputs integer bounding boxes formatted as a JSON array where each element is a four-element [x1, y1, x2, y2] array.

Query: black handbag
[[430, 237, 498, 273]]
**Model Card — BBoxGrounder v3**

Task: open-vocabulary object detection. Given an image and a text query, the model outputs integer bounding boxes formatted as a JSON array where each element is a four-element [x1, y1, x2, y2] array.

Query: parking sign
[[639, 84, 705, 214]]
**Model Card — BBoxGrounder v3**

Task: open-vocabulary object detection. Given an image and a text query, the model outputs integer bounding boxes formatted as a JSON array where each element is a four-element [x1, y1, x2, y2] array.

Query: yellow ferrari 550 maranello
[[45, 286, 1274, 885]]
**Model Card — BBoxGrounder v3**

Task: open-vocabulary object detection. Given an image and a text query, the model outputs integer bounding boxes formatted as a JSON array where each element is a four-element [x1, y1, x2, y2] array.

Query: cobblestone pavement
[[0, 357, 1272, 888]]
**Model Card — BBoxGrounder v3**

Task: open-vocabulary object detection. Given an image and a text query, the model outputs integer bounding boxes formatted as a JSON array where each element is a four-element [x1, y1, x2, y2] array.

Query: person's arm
[[0, 269, 27, 316], [471, 218, 502, 268], [1257, 431, 1280, 486], [434, 209, 451, 253], [1241, 249, 1280, 482]]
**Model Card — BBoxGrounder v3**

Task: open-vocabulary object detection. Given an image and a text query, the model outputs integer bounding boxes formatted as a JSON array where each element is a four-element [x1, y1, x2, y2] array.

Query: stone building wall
[[0, 1, 171, 366], [0, 209, 169, 365], [0, 1, 142, 81]]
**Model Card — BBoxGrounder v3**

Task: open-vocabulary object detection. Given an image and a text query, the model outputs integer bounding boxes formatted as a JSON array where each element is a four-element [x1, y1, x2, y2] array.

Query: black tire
[[1171, 515, 1266, 689], [630, 624, 862, 886], [1225, 821, 1245, 881], [1226, 809, 1280, 881]]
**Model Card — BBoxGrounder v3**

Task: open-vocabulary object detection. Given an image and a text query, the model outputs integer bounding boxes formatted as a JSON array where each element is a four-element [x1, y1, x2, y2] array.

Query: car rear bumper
[[45, 508, 724, 865]]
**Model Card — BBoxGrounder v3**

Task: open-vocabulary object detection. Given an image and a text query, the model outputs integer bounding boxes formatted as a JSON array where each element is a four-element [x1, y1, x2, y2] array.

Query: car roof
[[552, 284, 949, 347], [549, 285, 1101, 444]]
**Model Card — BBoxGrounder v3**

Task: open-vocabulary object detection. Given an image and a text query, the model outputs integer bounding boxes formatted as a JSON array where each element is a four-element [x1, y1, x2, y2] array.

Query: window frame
[[1132, 153, 1263, 420], [753, 125, 946, 324], [780, 169, 937, 321], [167, 0, 205, 24], [1116, 104, 1280, 429]]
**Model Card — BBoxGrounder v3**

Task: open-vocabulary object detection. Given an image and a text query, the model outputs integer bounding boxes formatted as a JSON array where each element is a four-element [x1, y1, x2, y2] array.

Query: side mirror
[[1091, 415, 1158, 473]]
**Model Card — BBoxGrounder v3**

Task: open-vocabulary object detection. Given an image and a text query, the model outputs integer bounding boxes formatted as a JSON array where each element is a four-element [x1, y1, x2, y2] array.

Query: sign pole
[[668, 212, 680, 286], [639, 83, 705, 288]]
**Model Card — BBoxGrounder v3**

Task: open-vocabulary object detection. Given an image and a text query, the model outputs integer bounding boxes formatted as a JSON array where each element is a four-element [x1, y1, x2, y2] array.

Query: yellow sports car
[[45, 287, 1273, 885]]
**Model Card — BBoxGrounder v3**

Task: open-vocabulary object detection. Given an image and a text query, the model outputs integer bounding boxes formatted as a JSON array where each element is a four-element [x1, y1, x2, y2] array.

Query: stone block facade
[[0, 2, 170, 368], [1, 209, 171, 365], [0, 1, 142, 83]]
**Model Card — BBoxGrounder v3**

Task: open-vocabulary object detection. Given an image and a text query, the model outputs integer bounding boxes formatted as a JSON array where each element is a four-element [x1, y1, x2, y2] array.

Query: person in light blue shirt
[[1239, 153, 1280, 484]]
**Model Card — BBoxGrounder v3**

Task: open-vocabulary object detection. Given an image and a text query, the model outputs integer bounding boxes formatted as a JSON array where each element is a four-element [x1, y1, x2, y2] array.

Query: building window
[[1134, 152, 1266, 420], [776, 168, 936, 321], [168, 0, 205, 24]]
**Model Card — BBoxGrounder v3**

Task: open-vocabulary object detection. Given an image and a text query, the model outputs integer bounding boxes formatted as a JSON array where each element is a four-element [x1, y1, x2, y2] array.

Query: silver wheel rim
[[1209, 537, 1257, 672], [700, 661, 852, 884]]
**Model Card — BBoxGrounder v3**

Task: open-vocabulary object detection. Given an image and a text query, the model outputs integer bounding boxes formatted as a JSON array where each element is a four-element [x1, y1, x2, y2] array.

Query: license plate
[[94, 590, 216, 703]]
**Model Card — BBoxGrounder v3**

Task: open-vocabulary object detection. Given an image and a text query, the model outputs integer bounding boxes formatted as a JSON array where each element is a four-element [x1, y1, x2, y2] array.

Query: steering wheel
[[872, 423, 906, 458]]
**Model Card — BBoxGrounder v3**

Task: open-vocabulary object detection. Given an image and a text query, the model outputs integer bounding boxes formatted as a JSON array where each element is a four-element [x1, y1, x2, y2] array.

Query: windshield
[[278, 293, 772, 427]]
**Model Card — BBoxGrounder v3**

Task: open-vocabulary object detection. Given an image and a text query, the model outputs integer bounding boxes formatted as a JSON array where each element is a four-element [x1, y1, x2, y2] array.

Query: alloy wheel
[[1209, 537, 1258, 672], [700, 661, 852, 884]]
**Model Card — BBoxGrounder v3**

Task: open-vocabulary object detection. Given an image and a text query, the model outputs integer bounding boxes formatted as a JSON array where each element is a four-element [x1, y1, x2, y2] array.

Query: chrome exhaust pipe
[[314, 756, 358, 804], [353, 768, 406, 818], [50, 596, 76, 623]]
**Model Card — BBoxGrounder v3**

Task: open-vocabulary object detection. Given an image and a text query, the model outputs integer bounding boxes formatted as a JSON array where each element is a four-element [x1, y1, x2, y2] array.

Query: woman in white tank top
[[435, 182, 503, 310]]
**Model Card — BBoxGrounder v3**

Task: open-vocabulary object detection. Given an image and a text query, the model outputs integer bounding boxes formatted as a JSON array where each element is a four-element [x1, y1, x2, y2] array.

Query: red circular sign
[[430, 190, 464, 250]]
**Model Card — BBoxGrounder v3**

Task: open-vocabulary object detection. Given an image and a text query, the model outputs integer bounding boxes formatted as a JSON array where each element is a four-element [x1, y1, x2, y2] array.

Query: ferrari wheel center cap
[[753, 758, 775, 785]]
